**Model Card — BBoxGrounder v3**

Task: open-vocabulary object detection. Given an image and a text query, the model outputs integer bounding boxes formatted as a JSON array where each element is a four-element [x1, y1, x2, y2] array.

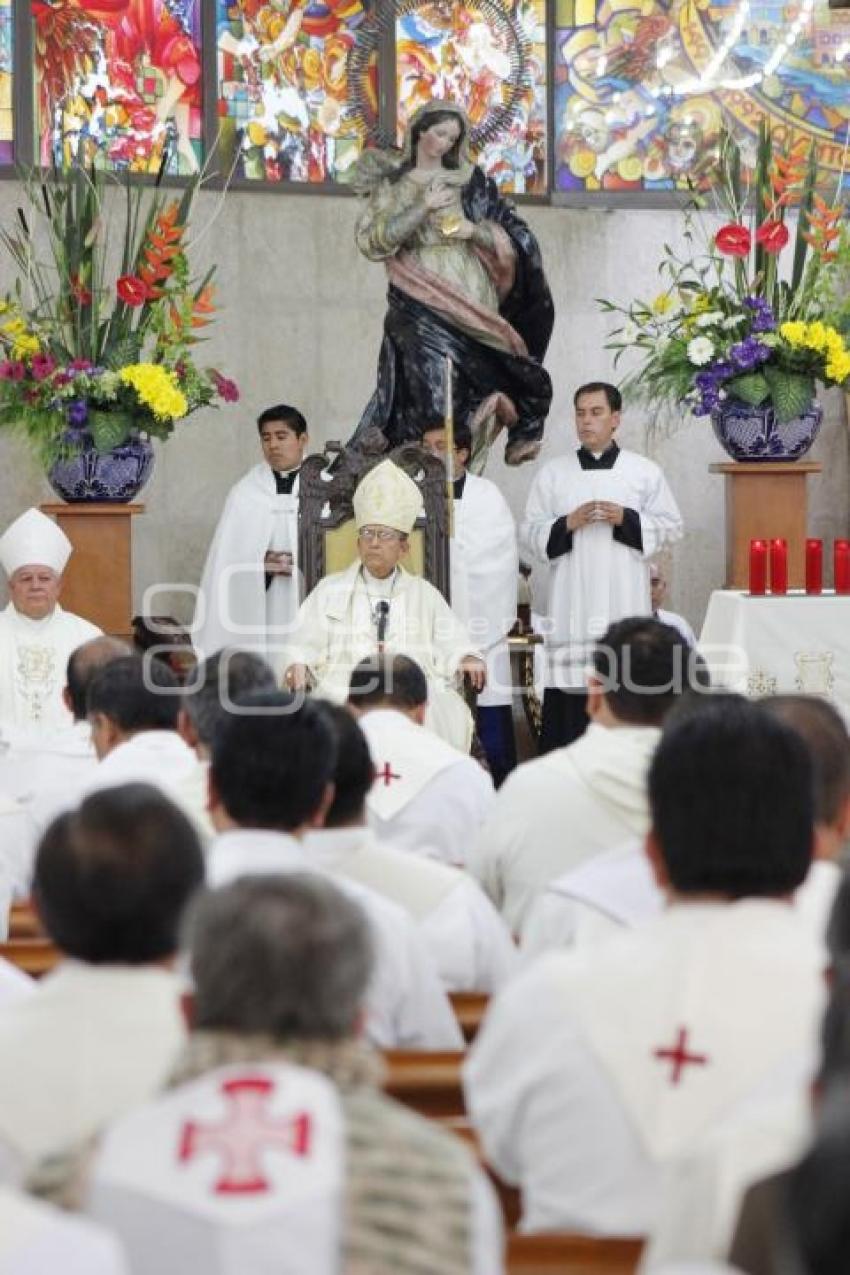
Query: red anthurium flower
[[116, 274, 150, 306], [755, 219, 790, 254], [715, 223, 752, 257]]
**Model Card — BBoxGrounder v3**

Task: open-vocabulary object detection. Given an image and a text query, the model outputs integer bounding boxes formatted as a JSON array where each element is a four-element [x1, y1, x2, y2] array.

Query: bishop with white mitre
[[0, 508, 101, 735], [284, 460, 485, 751]]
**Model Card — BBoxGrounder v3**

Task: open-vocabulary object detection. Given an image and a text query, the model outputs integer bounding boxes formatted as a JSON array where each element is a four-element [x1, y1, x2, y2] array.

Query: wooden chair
[[0, 937, 60, 978], [449, 991, 489, 1044], [382, 1049, 465, 1119], [507, 1233, 644, 1275]]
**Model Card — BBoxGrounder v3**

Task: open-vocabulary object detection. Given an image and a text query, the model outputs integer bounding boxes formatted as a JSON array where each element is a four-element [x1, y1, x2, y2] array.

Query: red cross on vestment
[[376, 762, 401, 786], [652, 1027, 710, 1086], [178, 1075, 312, 1195]]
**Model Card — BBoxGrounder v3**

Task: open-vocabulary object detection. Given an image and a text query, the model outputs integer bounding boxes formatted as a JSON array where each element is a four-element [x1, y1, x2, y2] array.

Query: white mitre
[[0, 508, 72, 577], [353, 461, 423, 534]]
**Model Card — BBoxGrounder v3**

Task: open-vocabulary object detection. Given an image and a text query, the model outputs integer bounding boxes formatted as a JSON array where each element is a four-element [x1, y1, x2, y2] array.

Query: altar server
[[284, 459, 485, 750], [0, 508, 101, 734], [195, 405, 309, 659], [464, 697, 824, 1237], [423, 423, 519, 782], [521, 382, 683, 751], [308, 701, 514, 991]]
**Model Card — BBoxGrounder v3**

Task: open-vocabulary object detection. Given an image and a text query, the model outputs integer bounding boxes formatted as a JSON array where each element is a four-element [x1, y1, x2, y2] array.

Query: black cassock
[[349, 167, 555, 463]]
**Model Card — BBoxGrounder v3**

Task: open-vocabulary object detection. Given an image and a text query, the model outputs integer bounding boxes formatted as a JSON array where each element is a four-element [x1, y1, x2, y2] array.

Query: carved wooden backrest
[[298, 442, 450, 600]]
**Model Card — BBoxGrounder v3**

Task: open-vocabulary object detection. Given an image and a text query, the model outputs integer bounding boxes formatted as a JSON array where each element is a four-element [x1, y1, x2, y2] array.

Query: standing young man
[[521, 382, 682, 753], [195, 405, 309, 659]]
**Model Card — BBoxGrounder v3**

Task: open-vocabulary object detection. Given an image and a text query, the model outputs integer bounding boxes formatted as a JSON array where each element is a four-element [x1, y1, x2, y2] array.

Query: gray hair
[[182, 649, 277, 747], [185, 874, 374, 1040]]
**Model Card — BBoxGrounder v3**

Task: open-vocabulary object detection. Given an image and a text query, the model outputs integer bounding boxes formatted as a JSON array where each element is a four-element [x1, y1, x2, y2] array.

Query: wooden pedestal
[[40, 503, 144, 638], [709, 462, 822, 590]]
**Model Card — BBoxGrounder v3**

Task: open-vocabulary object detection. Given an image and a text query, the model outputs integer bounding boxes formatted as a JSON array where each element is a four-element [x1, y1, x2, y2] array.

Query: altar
[[699, 590, 850, 718]]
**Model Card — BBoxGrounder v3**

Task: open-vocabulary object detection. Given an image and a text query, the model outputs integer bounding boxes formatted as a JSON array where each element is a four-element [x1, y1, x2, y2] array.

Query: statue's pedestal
[[40, 503, 144, 638], [709, 462, 822, 589]]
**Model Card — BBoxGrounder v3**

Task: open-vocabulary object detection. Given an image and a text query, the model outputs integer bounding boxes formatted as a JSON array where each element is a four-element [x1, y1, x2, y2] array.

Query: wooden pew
[[0, 938, 60, 978], [507, 1233, 643, 1274], [382, 1049, 465, 1119], [448, 991, 489, 1043]]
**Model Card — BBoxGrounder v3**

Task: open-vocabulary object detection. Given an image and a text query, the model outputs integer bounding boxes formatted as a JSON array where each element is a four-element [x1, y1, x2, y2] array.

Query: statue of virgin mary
[[348, 101, 554, 468]]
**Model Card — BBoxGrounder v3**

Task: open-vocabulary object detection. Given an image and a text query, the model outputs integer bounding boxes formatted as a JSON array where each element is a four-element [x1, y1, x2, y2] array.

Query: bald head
[[65, 636, 131, 723]]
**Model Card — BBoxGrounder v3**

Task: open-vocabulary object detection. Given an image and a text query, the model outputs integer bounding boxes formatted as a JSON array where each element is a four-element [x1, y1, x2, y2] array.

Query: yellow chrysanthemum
[[12, 335, 40, 360], [119, 363, 188, 422]]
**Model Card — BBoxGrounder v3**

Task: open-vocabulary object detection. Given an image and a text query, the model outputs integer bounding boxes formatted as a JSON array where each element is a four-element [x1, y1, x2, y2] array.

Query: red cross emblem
[[376, 762, 401, 786], [178, 1075, 312, 1195], [652, 1027, 710, 1086]]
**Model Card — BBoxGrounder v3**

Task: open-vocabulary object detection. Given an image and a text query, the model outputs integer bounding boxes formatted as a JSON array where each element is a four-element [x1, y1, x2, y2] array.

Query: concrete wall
[[0, 182, 846, 632]]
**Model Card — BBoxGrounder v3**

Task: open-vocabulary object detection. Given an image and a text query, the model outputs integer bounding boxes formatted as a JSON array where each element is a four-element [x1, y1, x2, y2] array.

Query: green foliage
[[763, 368, 816, 423]]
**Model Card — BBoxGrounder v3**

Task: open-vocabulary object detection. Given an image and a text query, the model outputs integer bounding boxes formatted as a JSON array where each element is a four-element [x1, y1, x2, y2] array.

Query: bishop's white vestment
[[0, 604, 101, 734], [452, 473, 518, 707], [520, 446, 683, 688], [357, 708, 495, 867], [207, 829, 462, 1051], [195, 464, 300, 660], [469, 721, 659, 933], [0, 1188, 129, 1275], [285, 561, 480, 750], [464, 900, 824, 1237], [305, 825, 516, 992]]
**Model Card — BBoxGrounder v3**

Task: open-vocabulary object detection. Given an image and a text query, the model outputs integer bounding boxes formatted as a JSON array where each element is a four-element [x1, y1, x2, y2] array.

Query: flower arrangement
[[0, 163, 238, 467], [600, 125, 850, 426]]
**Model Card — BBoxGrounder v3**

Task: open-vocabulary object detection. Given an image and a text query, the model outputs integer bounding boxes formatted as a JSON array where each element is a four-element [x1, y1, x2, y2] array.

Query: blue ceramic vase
[[47, 433, 155, 503], [710, 398, 823, 462]]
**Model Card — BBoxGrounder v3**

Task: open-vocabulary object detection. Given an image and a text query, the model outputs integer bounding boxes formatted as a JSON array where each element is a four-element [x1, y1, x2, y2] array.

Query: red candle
[[749, 539, 768, 595], [769, 538, 788, 595], [835, 540, 850, 594], [805, 539, 823, 594]]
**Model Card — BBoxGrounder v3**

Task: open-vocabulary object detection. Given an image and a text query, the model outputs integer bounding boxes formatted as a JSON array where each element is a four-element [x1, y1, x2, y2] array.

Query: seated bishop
[[0, 508, 101, 737], [283, 459, 485, 751]]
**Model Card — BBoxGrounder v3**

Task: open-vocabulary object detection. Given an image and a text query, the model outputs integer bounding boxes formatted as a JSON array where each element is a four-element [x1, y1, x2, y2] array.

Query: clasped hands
[[423, 181, 475, 240], [265, 550, 294, 577], [566, 501, 624, 532], [460, 655, 487, 692]]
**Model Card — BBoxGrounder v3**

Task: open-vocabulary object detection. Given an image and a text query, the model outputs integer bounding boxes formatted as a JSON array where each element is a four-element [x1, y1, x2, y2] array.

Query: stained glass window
[[216, 0, 372, 184], [0, 0, 12, 163], [34, 0, 203, 174], [554, 0, 850, 196], [396, 0, 548, 195]]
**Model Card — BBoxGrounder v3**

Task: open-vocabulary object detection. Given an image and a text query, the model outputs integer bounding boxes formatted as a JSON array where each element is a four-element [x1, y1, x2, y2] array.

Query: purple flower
[[729, 337, 772, 371], [744, 296, 776, 333], [66, 400, 89, 428]]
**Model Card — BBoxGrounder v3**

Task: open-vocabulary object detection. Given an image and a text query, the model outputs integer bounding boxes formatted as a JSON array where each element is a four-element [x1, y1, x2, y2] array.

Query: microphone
[[375, 600, 390, 647]]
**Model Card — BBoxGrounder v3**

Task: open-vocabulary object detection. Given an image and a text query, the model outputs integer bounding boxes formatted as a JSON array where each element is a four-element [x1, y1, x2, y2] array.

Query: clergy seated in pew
[[422, 423, 520, 786], [464, 696, 825, 1238], [283, 458, 486, 753], [205, 689, 462, 1051], [347, 654, 496, 869], [471, 616, 698, 935], [0, 785, 204, 1198], [306, 701, 514, 991], [650, 562, 696, 647], [521, 695, 850, 964], [85, 874, 505, 1275], [194, 404, 310, 663], [0, 507, 101, 737]]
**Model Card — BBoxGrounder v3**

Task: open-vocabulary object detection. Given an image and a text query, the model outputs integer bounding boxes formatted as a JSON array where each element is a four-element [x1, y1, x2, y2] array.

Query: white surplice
[[452, 473, 518, 708], [0, 962, 186, 1185], [207, 829, 462, 1051], [0, 604, 101, 734], [284, 562, 479, 751], [520, 449, 683, 687], [0, 1189, 129, 1275], [305, 825, 516, 992], [194, 463, 300, 660], [464, 901, 824, 1237], [357, 708, 495, 867], [469, 722, 660, 933]]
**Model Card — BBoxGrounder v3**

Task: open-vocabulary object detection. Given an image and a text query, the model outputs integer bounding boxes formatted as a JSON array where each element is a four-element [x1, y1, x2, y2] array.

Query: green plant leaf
[[763, 367, 815, 423], [726, 371, 770, 405], [89, 409, 133, 453]]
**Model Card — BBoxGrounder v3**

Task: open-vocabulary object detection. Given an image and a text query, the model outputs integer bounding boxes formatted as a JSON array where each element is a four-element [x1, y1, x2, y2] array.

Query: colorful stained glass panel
[[216, 0, 372, 184], [0, 0, 12, 163], [34, 0, 203, 174], [553, 0, 850, 196], [396, 0, 548, 195]]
